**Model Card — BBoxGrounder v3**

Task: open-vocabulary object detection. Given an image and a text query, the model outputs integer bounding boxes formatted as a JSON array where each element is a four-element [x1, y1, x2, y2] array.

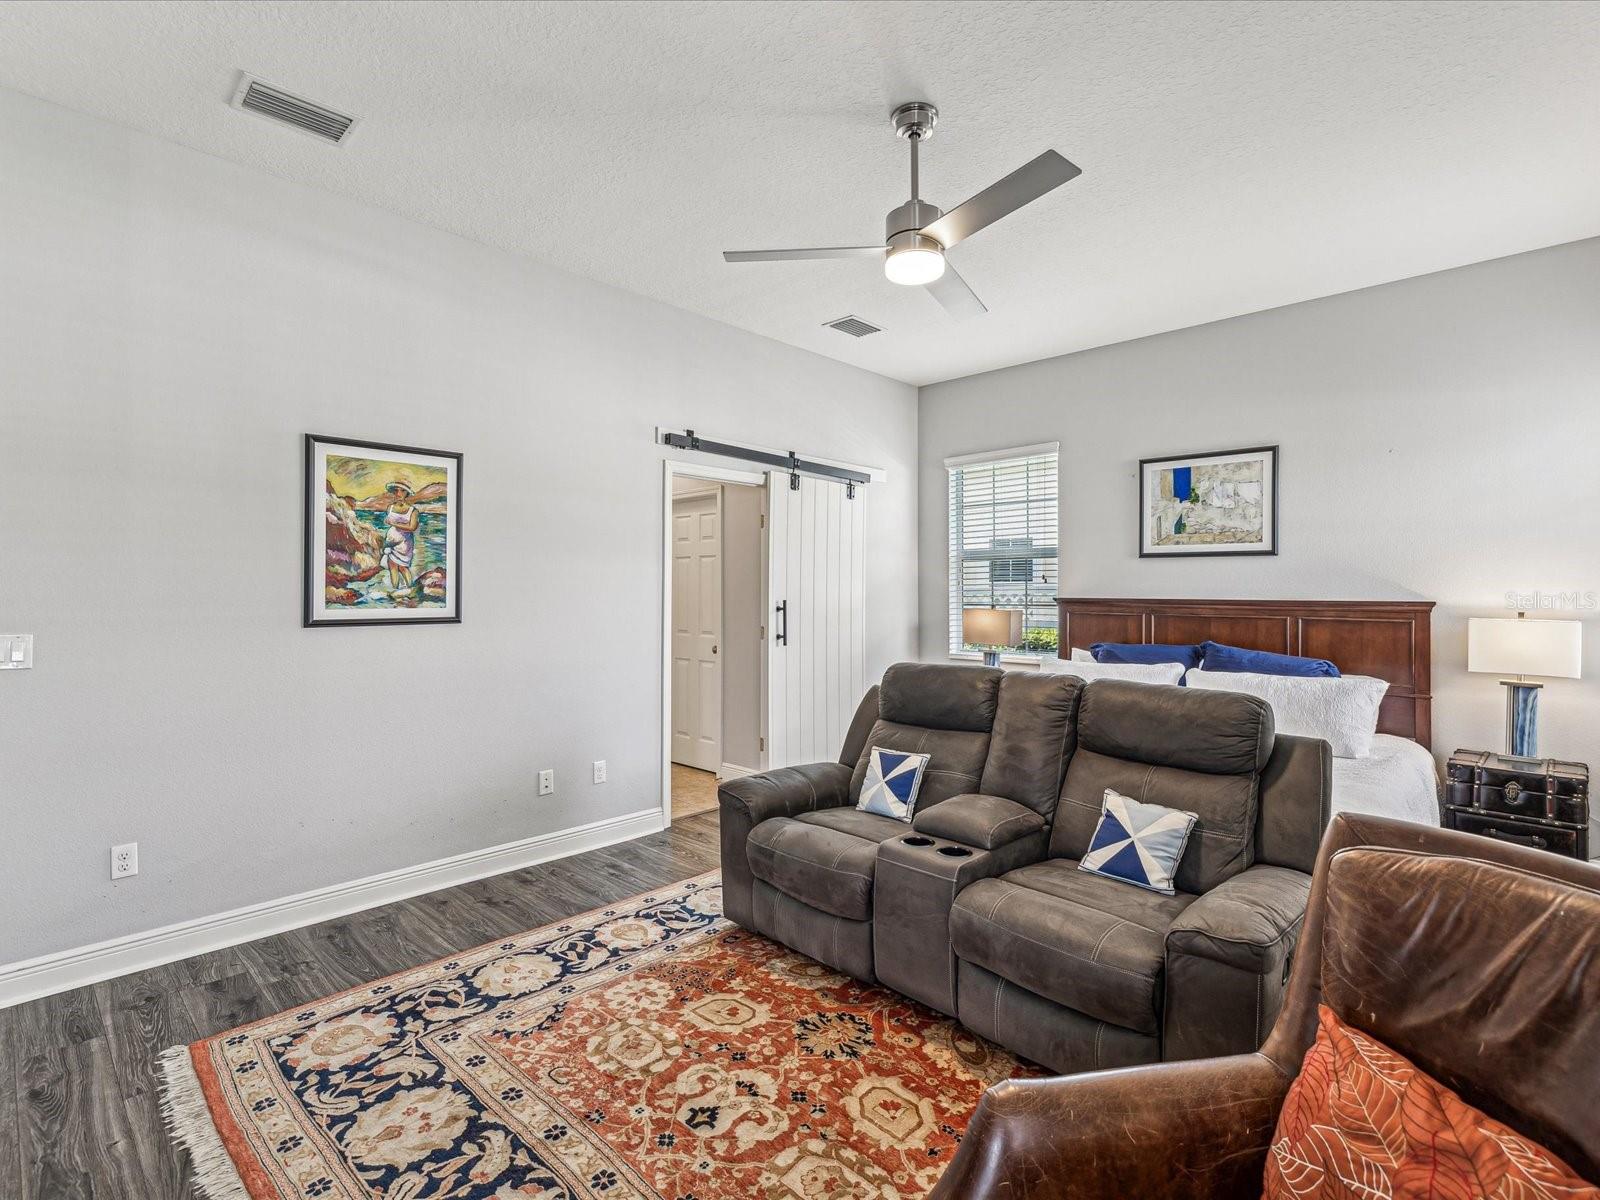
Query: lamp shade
[[963, 607, 1023, 648], [1467, 617, 1582, 679]]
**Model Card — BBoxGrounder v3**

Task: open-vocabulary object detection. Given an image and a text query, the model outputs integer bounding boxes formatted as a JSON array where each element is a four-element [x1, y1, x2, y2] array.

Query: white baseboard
[[0, 807, 665, 1009], [719, 762, 760, 781]]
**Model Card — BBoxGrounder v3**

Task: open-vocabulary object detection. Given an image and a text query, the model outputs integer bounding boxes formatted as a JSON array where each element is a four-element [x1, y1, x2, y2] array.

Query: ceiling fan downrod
[[892, 100, 938, 199], [886, 102, 944, 279]]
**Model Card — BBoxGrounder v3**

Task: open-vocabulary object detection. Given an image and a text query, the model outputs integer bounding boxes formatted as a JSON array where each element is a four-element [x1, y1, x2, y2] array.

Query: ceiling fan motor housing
[[886, 199, 942, 246]]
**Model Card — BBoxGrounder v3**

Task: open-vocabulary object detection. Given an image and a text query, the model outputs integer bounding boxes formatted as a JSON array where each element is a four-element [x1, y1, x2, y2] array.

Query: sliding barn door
[[766, 474, 867, 768]]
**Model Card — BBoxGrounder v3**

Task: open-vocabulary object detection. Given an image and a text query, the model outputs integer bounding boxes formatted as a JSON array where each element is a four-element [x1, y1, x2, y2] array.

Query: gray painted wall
[[0, 89, 917, 964], [920, 238, 1600, 771], [719, 483, 764, 772]]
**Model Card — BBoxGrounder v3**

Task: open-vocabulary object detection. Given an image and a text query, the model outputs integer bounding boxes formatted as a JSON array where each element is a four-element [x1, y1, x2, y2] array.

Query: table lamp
[[963, 607, 1023, 667], [1467, 612, 1582, 758]]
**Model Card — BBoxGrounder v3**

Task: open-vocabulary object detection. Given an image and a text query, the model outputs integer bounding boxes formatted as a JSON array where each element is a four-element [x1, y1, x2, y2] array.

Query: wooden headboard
[[1056, 597, 1436, 747]]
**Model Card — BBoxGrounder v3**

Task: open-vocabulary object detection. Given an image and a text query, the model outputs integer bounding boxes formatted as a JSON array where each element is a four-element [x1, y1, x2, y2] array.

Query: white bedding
[[1329, 733, 1441, 826]]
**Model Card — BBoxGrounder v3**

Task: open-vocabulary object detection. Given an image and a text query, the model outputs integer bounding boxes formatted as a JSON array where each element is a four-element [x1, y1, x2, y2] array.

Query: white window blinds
[[946, 444, 1059, 657]]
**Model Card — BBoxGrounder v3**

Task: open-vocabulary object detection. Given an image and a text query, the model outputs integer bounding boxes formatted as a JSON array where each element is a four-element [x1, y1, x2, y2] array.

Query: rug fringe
[[158, 1044, 252, 1200]]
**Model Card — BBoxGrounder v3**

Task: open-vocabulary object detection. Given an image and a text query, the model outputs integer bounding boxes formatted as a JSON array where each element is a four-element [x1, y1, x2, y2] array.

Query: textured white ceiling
[[1, 0, 1597, 386]]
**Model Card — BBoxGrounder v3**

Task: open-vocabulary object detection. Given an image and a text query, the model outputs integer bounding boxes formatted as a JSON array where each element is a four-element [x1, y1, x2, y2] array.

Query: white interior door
[[671, 491, 723, 772], [766, 474, 867, 768]]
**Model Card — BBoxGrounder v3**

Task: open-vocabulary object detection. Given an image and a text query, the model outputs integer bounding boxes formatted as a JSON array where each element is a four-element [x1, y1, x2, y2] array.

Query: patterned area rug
[[161, 872, 1037, 1199]]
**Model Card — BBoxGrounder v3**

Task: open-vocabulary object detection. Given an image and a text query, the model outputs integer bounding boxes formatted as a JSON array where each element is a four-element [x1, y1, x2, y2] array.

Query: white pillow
[[1184, 668, 1389, 758], [1070, 647, 1095, 661], [1040, 658, 1185, 686]]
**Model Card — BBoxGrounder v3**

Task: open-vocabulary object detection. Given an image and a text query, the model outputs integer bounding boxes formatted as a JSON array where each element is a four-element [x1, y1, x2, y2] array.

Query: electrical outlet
[[538, 769, 554, 796], [111, 842, 138, 879], [592, 760, 607, 784]]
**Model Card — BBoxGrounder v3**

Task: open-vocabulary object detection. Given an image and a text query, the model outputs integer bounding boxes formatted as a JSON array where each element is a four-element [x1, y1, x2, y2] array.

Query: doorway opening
[[659, 453, 873, 829], [668, 473, 764, 821]]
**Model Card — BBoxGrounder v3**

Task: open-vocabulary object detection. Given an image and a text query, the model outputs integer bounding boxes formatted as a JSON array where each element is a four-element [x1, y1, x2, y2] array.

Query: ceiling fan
[[723, 102, 1081, 319]]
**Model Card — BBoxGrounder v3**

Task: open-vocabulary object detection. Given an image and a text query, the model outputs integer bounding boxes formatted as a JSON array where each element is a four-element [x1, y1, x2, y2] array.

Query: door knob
[[712, 645, 719, 654]]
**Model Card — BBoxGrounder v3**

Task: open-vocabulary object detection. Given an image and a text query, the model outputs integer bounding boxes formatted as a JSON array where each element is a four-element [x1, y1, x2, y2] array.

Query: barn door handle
[[775, 601, 788, 646]]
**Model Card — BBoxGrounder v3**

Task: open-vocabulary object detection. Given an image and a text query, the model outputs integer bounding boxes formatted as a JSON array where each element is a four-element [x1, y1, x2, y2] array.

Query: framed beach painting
[[304, 434, 462, 626], [1139, 445, 1278, 558]]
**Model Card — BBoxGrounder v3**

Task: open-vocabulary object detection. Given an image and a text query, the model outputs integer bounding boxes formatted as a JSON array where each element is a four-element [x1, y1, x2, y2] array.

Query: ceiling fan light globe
[[885, 245, 945, 286]]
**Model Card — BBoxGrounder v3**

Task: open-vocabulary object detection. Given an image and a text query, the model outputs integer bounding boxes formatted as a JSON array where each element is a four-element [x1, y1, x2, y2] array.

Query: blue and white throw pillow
[[858, 747, 931, 822], [1079, 789, 1198, 895]]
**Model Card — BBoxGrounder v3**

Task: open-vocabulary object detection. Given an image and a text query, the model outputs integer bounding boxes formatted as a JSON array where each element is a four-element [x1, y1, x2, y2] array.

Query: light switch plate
[[0, 634, 32, 670]]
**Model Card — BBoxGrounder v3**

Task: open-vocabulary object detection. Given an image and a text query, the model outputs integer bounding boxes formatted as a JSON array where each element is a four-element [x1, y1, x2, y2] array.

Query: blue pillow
[[1079, 789, 1198, 895], [857, 747, 930, 822], [1090, 642, 1204, 670], [1200, 641, 1340, 677]]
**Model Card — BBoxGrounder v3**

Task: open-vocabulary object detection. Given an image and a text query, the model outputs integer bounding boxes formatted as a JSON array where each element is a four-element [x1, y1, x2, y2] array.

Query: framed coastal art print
[[1139, 445, 1278, 558], [304, 434, 462, 626]]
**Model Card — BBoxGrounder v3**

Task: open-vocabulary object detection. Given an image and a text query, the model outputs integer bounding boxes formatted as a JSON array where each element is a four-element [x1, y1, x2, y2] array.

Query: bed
[[1332, 733, 1442, 824], [1056, 597, 1443, 825]]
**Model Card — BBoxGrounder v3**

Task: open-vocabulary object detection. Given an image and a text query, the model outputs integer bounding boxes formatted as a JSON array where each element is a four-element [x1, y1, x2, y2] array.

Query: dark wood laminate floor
[[1, 810, 721, 1200]]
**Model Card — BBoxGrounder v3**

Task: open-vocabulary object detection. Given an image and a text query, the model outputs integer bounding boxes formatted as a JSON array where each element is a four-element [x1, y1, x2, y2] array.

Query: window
[[946, 443, 1059, 658]]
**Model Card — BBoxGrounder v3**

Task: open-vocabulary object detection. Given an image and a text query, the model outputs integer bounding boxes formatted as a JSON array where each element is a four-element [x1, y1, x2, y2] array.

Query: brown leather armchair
[[930, 812, 1600, 1199]]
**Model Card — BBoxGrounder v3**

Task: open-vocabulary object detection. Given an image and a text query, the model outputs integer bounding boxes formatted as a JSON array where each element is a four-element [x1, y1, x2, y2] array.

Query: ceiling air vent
[[824, 315, 882, 338], [231, 75, 357, 145]]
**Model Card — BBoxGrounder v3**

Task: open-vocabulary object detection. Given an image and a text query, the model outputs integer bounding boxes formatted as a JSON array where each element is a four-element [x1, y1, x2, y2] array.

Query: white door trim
[[660, 458, 765, 828]]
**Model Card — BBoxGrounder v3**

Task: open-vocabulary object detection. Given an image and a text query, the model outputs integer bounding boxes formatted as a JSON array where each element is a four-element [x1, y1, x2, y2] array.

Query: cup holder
[[937, 846, 973, 858], [902, 836, 935, 847]]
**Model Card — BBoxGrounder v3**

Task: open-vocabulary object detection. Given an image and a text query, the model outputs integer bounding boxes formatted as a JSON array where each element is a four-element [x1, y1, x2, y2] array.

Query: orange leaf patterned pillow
[[1264, 1005, 1599, 1200]]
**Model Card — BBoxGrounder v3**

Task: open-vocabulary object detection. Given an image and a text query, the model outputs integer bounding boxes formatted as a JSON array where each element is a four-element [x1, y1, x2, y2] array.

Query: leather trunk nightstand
[[1444, 749, 1591, 860]]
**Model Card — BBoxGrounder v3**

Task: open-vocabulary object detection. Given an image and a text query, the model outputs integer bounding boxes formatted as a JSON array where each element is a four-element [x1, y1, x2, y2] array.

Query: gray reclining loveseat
[[718, 661, 1331, 1073]]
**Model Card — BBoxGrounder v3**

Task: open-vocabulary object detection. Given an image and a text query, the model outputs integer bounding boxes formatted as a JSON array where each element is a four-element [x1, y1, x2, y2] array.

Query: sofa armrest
[[717, 762, 853, 930], [1162, 865, 1312, 1061], [1168, 865, 1311, 975], [928, 1053, 1290, 1200], [1257, 734, 1333, 873], [912, 793, 1045, 850], [718, 762, 854, 826]]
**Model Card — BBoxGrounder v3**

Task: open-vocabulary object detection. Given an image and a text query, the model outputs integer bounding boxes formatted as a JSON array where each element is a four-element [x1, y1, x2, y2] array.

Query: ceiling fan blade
[[925, 261, 987, 319], [722, 246, 883, 262], [920, 150, 1082, 250]]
